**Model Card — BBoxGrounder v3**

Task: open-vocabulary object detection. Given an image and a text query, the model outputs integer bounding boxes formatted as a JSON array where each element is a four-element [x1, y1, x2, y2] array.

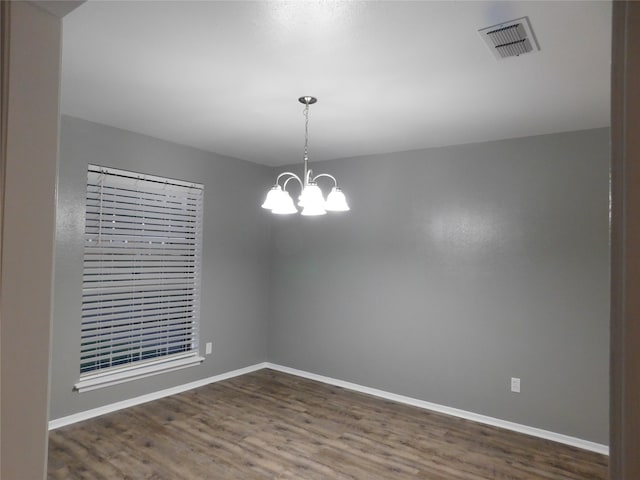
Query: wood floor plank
[[48, 369, 607, 479]]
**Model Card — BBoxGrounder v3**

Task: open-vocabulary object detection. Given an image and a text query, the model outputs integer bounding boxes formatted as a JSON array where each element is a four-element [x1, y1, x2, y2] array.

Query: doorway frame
[[610, 1, 640, 478]]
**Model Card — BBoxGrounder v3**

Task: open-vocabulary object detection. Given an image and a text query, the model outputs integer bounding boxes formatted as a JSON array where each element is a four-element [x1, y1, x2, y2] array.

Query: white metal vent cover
[[479, 17, 540, 60]]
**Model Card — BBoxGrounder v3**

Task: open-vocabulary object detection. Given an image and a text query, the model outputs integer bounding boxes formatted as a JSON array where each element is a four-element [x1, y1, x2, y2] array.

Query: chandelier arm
[[311, 173, 338, 187], [275, 171, 301, 185], [282, 174, 304, 190]]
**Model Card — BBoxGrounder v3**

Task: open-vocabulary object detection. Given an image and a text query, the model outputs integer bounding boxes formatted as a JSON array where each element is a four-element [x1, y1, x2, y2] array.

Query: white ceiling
[[61, 1, 612, 167]]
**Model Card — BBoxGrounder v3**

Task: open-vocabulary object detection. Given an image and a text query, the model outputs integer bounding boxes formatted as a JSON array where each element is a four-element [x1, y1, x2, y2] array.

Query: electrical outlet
[[511, 377, 521, 393], [205, 342, 212, 355]]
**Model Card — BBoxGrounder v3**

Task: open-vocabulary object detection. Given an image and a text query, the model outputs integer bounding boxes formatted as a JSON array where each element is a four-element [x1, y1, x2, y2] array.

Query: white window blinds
[[80, 165, 204, 379]]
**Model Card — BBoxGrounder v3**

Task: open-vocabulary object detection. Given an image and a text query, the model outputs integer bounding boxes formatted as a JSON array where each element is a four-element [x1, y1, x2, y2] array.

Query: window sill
[[74, 354, 204, 393]]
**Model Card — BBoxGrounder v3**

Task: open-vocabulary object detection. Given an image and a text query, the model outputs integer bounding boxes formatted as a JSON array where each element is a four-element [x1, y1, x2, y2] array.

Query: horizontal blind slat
[[86, 184, 202, 201], [81, 340, 196, 365], [81, 305, 195, 326], [83, 288, 196, 298], [85, 201, 200, 220], [81, 309, 196, 330], [81, 323, 196, 345], [81, 333, 195, 356], [82, 298, 195, 314], [81, 327, 195, 346], [82, 284, 197, 296], [81, 328, 196, 352]]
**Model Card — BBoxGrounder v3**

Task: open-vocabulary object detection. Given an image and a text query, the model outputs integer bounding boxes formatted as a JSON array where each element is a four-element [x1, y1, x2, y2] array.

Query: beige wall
[[0, 2, 62, 478]]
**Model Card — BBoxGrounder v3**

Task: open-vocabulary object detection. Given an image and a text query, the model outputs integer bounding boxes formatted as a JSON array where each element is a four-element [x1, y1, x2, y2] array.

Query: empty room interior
[[32, 0, 613, 478]]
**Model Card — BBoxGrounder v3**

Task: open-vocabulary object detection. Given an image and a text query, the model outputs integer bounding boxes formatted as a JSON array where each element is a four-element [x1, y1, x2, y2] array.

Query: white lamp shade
[[297, 189, 306, 207], [325, 187, 350, 211], [299, 184, 325, 208], [261, 185, 284, 209], [300, 184, 326, 215], [272, 191, 298, 214], [301, 204, 327, 216]]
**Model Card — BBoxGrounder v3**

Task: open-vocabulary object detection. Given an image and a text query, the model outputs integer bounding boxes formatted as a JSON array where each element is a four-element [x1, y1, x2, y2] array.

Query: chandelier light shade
[[261, 185, 283, 210], [272, 191, 298, 215], [261, 96, 350, 216], [325, 187, 350, 211]]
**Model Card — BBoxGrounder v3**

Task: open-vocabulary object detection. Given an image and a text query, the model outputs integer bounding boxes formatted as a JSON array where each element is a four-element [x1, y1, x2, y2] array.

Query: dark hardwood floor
[[47, 369, 607, 479]]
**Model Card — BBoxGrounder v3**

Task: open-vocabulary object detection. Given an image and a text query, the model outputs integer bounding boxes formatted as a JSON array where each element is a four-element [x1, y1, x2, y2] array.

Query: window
[[74, 165, 204, 392]]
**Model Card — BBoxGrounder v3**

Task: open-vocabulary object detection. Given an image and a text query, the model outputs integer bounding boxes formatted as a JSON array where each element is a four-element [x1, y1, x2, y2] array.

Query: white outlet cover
[[205, 342, 212, 355], [511, 377, 521, 393]]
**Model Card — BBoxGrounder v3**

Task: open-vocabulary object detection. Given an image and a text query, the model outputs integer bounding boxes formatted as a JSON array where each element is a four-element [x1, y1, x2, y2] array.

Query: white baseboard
[[264, 363, 609, 456], [49, 360, 609, 456], [48, 362, 268, 430]]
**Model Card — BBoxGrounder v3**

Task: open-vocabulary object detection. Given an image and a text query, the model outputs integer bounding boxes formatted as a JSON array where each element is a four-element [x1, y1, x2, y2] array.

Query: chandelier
[[261, 96, 350, 216]]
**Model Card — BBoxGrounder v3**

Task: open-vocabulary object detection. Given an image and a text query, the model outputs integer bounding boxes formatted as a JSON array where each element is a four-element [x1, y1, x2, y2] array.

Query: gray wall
[[51, 121, 609, 445], [268, 128, 610, 444], [50, 116, 272, 419]]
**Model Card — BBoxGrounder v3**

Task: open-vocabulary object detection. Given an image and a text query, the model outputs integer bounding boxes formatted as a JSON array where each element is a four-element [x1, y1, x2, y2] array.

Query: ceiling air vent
[[479, 17, 539, 60]]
